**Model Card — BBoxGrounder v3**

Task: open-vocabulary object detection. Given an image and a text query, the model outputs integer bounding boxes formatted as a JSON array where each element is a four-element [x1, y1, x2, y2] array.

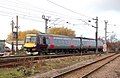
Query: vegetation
[[107, 41, 120, 52], [7, 27, 75, 41], [106, 34, 120, 52], [0, 68, 24, 78], [7, 29, 40, 41], [48, 27, 75, 37], [0, 55, 99, 78]]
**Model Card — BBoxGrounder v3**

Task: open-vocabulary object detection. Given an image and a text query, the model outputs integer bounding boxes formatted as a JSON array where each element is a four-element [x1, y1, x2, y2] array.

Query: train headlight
[[33, 45, 36, 47]]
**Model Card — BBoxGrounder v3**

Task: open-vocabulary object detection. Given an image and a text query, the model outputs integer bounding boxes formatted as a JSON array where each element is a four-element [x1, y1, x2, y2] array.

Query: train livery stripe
[[49, 35, 54, 49]]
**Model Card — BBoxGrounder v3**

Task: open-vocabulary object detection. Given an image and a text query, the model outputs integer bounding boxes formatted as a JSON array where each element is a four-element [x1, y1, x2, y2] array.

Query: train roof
[[25, 33, 102, 41], [0, 40, 5, 42], [26, 34, 37, 37], [41, 34, 99, 40], [39, 33, 73, 38]]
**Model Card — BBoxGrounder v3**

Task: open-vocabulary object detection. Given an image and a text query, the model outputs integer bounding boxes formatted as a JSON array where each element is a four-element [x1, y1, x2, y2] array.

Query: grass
[[0, 54, 103, 78], [32, 54, 99, 73], [0, 68, 25, 78]]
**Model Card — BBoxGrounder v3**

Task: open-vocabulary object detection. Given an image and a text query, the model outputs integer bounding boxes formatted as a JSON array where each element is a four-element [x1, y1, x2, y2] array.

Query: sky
[[0, 0, 120, 40]]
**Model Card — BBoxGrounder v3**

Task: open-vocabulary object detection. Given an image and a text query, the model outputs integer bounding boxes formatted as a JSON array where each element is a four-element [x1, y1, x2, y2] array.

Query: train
[[0, 40, 11, 56], [0, 40, 5, 56], [23, 33, 104, 55]]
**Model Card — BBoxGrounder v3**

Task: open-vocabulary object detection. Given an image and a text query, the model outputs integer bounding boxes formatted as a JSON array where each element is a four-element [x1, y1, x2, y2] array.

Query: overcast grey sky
[[95, 0, 120, 11], [0, 0, 120, 40]]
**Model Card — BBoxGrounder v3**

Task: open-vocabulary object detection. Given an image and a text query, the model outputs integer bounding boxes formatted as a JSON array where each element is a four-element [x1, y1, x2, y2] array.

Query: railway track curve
[[35, 53, 119, 78]]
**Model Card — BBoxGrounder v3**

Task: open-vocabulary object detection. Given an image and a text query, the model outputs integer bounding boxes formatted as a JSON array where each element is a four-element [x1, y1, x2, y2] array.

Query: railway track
[[36, 53, 119, 78], [0, 54, 75, 68], [0, 52, 95, 68]]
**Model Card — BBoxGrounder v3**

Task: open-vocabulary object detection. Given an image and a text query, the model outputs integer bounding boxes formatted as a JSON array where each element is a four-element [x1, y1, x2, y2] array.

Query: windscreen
[[26, 36, 36, 43]]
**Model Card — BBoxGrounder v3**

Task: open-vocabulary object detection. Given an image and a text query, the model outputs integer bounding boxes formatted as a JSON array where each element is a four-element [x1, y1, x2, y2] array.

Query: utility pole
[[42, 15, 49, 34], [93, 17, 98, 54], [15, 16, 18, 53], [104, 20, 108, 52], [11, 19, 15, 52]]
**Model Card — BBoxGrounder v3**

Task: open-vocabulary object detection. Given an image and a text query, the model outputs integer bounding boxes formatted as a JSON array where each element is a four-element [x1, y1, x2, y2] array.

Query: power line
[[0, 0, 113, 31], [0, 0, 82, 23], [5, 0, 72, 19], [0, 0, 47, 22], [0, 3, 95, 29], [46, 0, 99, 27], [0, 10, 44, 22], [0, 3, 42, 18], [0, 0, 93, 26], [46, 0, 92, 19], [16, 0, 86, 20]]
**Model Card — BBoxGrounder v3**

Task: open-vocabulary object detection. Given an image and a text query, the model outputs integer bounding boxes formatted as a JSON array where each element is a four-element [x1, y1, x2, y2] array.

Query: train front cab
[[24, 34, 48, 55], [24, 34, 37, 53]]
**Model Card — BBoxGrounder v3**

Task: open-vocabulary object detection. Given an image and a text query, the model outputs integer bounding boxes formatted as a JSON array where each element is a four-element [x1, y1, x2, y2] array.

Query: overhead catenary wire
[[0, 0, 116, 26], [0, 0, 46, 22], [0, 5, 43, 19], [0, 2, 45, 22], [0, 1, 72, 25], [45, 0, 104, 29], [46, 0, 92, 19], [0, 0, 117, 33], [0, 10, 44, 22], [0, 0, 96, 27], [2, 0, 79, 20], [2, 0, 91, 23], [46, 0, 113, 27], [0, 0, 107, 33]]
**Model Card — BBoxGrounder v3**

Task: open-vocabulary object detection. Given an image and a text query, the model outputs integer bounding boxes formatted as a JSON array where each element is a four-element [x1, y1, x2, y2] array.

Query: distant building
[[5, 40, 24, 50]]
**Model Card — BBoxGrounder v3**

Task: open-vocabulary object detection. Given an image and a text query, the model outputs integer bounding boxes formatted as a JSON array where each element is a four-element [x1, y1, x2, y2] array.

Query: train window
[[26, 37, 30, 42], [31, 36, 36, 42], [65, 40, 68, 45], [54, 39, 56, 44], [43, 37, 46, 44], [46, 37, 50, 44], [26, 36, 36, 42], [40, 36, 43, 44], [58, 39, 61, 44], [66, 38, 70, 45]]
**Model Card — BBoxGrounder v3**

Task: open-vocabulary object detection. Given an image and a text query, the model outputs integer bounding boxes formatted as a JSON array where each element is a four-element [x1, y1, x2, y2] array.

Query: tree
[[107, 41, 120, 52], [48, 27, 75, 37], [7, 29, 40, 41]]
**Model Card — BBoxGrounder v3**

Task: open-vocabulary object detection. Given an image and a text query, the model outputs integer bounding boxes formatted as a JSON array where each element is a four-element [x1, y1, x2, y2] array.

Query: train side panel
[[48, 36, 80, 50], [48, 36, 71, 49], [81, 38, 103, 52]]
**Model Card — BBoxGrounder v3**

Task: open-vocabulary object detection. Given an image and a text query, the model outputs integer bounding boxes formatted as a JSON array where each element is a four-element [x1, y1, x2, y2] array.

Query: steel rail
[[0, 53, 95, 68], [55, 53, 120, 78], [35, 53, 119, 78]]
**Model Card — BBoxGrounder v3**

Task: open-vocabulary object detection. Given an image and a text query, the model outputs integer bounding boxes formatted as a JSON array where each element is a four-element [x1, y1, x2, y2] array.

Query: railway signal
[[11, 19, 15, 52], [42, 15, 50, 34], [93, 17, 98, 54], [15, 16, 19, 53], [89, 17, 99, 54], [11, 16, 19, 53]]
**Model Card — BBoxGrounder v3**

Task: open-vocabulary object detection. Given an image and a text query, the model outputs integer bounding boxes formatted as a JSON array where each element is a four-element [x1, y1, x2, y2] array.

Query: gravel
[[88, 55, 120, 78], [28, 53, 114, 78]]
